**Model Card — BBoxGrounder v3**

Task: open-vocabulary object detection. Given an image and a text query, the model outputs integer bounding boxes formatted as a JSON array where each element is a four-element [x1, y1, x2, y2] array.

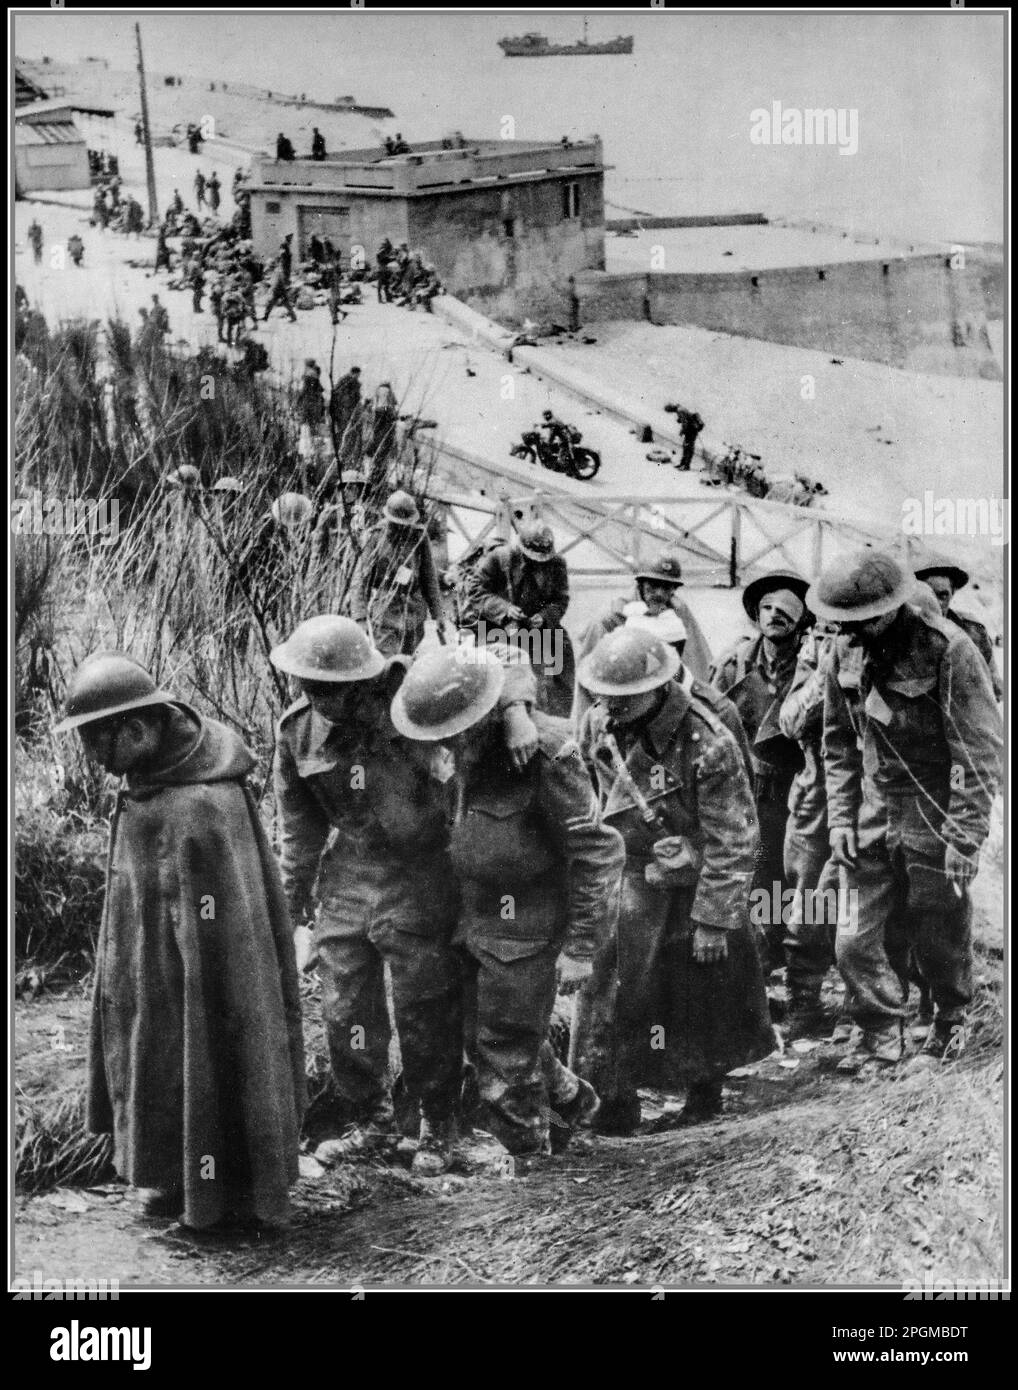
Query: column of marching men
[[54, 512, 1002, 1231]]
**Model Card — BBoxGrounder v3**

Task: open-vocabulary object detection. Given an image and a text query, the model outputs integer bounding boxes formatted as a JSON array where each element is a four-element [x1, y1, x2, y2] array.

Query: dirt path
[[15, 954, 1003, 1288]]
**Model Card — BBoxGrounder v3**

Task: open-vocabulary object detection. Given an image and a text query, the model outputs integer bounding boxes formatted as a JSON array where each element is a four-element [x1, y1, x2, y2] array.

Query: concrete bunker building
[[247, 136, 606, 322]]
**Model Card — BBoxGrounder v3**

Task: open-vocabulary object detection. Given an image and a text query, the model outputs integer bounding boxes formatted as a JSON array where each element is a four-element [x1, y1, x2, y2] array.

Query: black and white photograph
[[11, 2, 1007, 1331]]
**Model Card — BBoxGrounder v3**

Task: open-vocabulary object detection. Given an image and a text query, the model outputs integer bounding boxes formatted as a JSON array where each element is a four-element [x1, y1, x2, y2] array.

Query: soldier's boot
[[783, 992, 828, 1042], [836, 1021, 903, 1077], [647, 1079, 725, 1131], [829, 1016, 858, 1045], [548, 1078, 600, 1154], [315, 1099, 399, 1166], [411, 1116, 457, 1178], [675, 1079, 724, 1126], [914, 1020, 967, 1068]]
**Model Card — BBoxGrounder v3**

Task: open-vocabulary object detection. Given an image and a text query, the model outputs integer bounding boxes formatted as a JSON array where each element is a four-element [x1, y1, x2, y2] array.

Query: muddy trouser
[[458, 883, 581, 1155], [835, 805, 972, 1060], [782, 798, 836, 1004], [752, 770, 795, 973], [314, 853, 462, 1129]]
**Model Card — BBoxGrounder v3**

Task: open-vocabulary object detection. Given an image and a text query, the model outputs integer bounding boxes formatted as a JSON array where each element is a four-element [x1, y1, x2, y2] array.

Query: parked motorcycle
[[510, 426, 601, 480]]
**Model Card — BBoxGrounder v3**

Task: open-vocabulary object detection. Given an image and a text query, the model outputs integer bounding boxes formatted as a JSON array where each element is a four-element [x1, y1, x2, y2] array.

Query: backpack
[[452, 537, 507, 628]]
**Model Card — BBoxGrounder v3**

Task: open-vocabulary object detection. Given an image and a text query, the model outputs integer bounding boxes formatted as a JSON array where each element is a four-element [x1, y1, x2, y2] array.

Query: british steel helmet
[[390, 645, 505, 740], [271, 492, 313, 528], [167, 464, 201, 491], [577, 626, 679, 697], [912, 548, 969, 592], [53, 652, 175, 734], [517, 522, 556, 563], [634, 550, 684, 587], [270, 615, 386, 682], [742, 570, 812, 623], [806, 549, 913, 623], [382, 489, 423, 529]]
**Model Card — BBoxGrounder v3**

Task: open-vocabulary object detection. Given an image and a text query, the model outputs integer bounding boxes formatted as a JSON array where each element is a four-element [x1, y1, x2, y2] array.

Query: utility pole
[[135, 21, 158, 226]]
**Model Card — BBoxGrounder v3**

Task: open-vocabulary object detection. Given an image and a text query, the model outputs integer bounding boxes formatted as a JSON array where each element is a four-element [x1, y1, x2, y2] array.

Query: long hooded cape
[[87, 705, 305, 1228]]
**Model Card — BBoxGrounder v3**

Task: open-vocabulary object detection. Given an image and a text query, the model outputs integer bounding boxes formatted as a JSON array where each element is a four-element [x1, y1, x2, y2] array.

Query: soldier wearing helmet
[[367, 382, 399, 487], [912, 550, 1002, 700], [572, 626, 772, 1134], [461, 521, 575, 716], [571, 549, 713, 727], [391, 644, 624, 1168], [347, 489, 447, 655], [623, 606, 753, 779], [709, 571, 813, 975], [54, 653, 305, 1230], [271, 617, 538, 1176], [810, 549, 1002, 1073]]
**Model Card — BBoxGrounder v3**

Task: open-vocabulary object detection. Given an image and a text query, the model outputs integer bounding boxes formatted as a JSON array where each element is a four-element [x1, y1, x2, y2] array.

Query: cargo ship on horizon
[[499, 20, 633, 57]]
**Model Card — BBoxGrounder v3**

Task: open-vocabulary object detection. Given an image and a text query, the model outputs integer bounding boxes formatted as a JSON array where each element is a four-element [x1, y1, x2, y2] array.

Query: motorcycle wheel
[[569, 447, 601, 480]]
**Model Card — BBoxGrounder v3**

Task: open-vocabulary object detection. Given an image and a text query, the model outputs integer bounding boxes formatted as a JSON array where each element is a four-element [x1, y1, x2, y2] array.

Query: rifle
[[601, 731, 671, 835], [601, 730, 700, 887]]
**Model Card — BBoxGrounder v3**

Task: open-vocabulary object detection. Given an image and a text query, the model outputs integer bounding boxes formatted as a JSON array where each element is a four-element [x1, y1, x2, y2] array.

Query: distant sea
[[16, 9, 1004, 246]]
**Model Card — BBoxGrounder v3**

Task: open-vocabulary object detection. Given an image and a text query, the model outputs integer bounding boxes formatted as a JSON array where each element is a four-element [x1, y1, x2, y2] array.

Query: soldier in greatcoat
[[572, 626, 773, 1134], [811, 550, 1002, 1074]]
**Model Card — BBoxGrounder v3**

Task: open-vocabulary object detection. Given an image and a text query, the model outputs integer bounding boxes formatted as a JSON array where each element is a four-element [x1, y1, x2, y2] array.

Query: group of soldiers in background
[[375, 239, 444, 310], [56, 484, 1003, 1228], [87, 148, 119, 180]]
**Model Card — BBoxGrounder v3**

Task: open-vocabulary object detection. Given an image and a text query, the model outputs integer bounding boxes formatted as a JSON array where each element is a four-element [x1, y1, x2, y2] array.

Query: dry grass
[[16, 308, 442, 975], [15, 1087, 114, 1195]]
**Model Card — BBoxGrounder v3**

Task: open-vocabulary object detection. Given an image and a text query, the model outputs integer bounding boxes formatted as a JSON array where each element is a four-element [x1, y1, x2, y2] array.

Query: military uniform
[[448, 713, 625, 1155], [573, 681, 773, 1132], [710, 633, 804, 970], [777, 629, 845, 1008], [948, 609, 1002, 701], [348, 524, 445, 656], [273, 662, 462, 1130], [570, 588, 714, 727], [824, 607, 1002, 1058], [463, 544, 576, 717]]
